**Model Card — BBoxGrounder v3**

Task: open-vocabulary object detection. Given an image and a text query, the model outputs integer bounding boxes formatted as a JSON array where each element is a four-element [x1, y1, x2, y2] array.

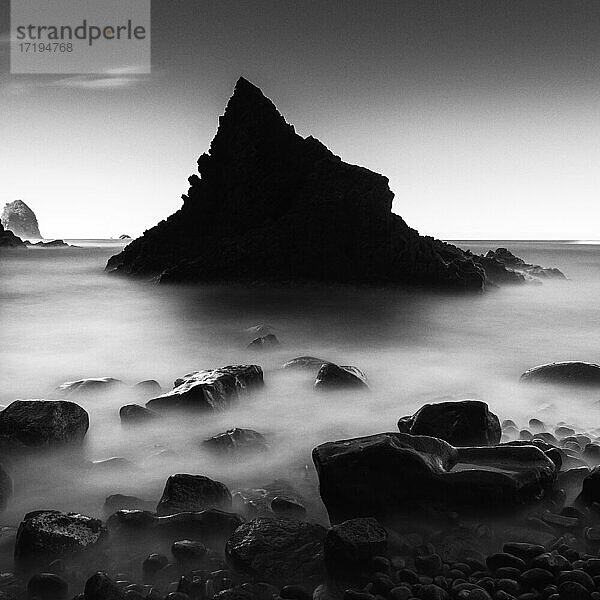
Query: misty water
[[1, 240, 600, 535]]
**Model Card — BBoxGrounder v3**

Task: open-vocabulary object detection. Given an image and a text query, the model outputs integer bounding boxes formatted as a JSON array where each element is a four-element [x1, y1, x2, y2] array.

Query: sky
[[2, 1, 600, 239]]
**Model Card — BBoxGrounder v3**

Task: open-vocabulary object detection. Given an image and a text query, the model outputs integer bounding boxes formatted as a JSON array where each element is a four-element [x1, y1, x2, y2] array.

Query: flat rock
[[312, 432, 556, 523], [156, 474, 232, 516], [314, 363, 368, 390], [225, 518, 326, 585], [0, 400, 89, 448], [520, 362, 600, 386], [56, 377, 124, 397], [397, 400, 501, 447], [148, 365, 263, 412], [203, 428, 268, 453]]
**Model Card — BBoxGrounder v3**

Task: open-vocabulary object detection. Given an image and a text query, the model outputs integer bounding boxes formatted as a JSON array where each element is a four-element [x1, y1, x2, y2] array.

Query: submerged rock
[[203, 427, 268, 453], [148, 365, 263, 412], [103, 494, 155, 516], [0, 400, 89, 448], [314, 363, 368, 390], [156, 474, 232, 516], [232, 480, 305, 519], [247, 334, 280, 350], [520, 362, 600, 386], [154, 509, 242, 546], [133, 379, 162, 397], [483, 248, 566, 281], [1, 200, 41, 239], [0, 223, 26, 248], [119, 404, 160, 424], [225, 518, 326, 585], [106, 77, 491, 291], [15, 510, 107, 569], [397, 400, 501, 447], [56, 377, 124, 397], [313, 432, 556, 523]]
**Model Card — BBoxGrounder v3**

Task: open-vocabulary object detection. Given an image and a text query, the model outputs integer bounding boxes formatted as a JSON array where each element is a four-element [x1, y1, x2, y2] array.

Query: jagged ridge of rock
[[107, 77, 501, 290], [1, 200, 42, 239], [0, 222, 26, 248]]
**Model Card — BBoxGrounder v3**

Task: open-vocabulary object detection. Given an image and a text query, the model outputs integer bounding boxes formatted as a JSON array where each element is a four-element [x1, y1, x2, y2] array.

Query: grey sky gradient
[[2, 1, 600, 239]]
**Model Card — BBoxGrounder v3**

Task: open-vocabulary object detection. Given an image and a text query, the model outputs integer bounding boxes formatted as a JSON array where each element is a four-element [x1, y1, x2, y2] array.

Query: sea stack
[[106, 78, 496, 290], [1, 200, 42, 239]]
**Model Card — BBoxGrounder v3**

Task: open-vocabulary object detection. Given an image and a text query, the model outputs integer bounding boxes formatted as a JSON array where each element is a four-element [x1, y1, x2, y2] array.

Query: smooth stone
[[314, 363, 368, 390], [156, 474, 232, 516], [520, 362, 600, 387]]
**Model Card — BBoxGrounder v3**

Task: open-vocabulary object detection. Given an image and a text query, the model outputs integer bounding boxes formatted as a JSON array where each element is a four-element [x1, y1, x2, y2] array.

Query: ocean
[[1, 239, 599, 525]]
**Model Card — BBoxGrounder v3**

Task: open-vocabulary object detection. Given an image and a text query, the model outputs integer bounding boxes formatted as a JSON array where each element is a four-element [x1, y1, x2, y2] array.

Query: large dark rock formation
[[1, 200, 41, 239], [0, 223, 26, 248], [312, 432, 556, 524], [106, 77, 495, 290]]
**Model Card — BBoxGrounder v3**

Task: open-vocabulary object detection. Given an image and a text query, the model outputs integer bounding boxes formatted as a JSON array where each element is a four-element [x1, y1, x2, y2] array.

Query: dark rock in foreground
[[148, 365, 263, 412], [314, 363, 368, 390], [0, 223, 26, 248], [156, 474, 232, 516], [324, 517, 387, 576], [0, 400, 89, 448], [520, 361, 600, 386], [1, 200, 41, 239], [313, 432, 556, 523], [106, 78, 497, 291], [397, 400, 501, 447], [15, 510, 106, 570], [225, 518, 326, 585], [203, 427, 268, 453]]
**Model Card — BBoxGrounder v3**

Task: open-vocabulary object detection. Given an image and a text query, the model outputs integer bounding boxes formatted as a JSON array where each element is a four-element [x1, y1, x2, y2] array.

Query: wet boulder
[[203, 428, 268, 454], [156, 474, 232, 516], [83, 572, 124, 600], [225, 518, 326, 585], [397, 400, 501, 447], [314, 363, 368, 390], [324, 517, 387, 576], [0, 400, 89, 448], [147, 365, 263, 412], [55, 377, 124, 397], [119, 404, 161, 424], [520, 362, 600, 386], [312, 432, 556, 524], [15, 511, 107, 571]]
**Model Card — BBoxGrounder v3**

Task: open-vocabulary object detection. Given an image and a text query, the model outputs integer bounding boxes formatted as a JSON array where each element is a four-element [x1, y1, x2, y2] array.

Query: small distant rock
[[25, 239, 71, 247], [119, 234, 132, 239], [520, 362, 600, 386], [244, 324, 275, 337], [0, 223, 26, 248], [247, 334, 280, 350], [56, 377, 124, 397], [203, 427, 268, 453], [156, 474, 232, 516], [1, 200, 42, 239], [314, 363, 368, 390], [133, 379, 162, 397], [282, 356, 328, 370], [119, 404, 160, 424]]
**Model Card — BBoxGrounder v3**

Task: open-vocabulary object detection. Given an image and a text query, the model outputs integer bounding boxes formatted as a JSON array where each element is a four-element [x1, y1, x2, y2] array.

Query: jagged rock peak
[[106, 77, 508, 291], [1, 200, 42, 239]]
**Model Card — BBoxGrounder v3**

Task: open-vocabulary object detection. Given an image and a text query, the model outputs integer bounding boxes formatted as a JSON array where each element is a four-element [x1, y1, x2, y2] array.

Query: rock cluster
[[0, 222, 26, 248], [0, 200, 41, 239]]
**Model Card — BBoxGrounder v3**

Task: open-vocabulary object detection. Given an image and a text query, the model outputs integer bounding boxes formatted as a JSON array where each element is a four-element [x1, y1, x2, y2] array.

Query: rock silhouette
[[0, 222, 26, 248], [1, 200, 41, 239], [107, 77, 497, 290]]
